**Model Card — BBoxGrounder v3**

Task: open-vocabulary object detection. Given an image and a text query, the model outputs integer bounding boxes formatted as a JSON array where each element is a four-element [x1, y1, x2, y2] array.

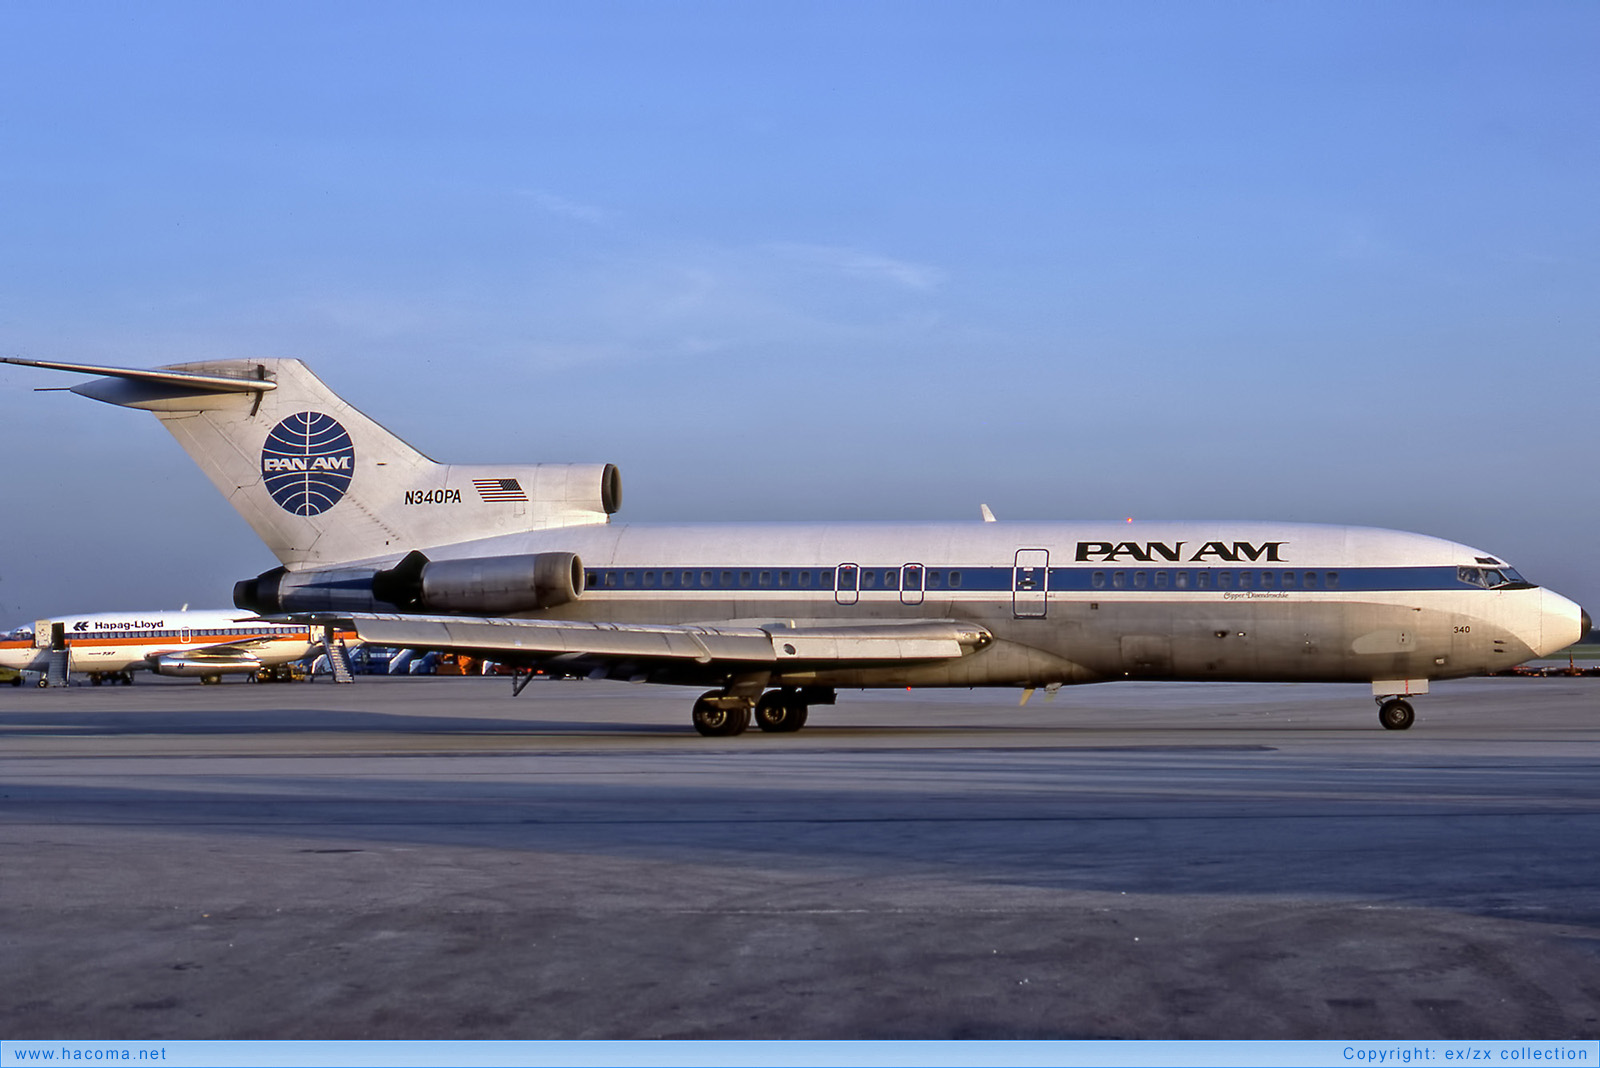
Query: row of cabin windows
[[1092, 570, 1340, 590], [586, 568, 968, 590], [66, 628, 299, 641], [583, 567, 1347, 592]]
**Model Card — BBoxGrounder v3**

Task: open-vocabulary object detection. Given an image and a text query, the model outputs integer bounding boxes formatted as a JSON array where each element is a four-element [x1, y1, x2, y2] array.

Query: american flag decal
[[472, 478, 527, 502]]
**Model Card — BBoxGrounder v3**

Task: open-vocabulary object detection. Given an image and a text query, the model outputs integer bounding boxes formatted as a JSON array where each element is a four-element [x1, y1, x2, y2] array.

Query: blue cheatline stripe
[[580, 564, 1477, 595]]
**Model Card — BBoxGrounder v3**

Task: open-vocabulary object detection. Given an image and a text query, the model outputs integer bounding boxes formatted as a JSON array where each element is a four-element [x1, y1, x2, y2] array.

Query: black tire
[[201, 674, 222, 686], [692, 692, 749, 737], [37, 678, 48, 688], [755, 691, 808, 733], [10, 676, 21, 687], [1378, 699, 1415, 731], [90, 675, 103, 686]]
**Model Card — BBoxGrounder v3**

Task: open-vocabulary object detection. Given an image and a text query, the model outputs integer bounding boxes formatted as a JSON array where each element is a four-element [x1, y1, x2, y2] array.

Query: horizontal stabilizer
[[1, 357, 276, 395]]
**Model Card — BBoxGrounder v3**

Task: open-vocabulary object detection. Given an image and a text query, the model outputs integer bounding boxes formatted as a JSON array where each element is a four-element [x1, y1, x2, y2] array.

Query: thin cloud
[[519, 189, 613, 224], [769, 242, 947, 290]]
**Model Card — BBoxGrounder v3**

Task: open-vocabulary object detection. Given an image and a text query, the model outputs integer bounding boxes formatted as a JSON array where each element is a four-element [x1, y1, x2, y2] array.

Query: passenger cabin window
[[1093, 571, 1106, 589], [949, 571, 963, 588], [1282, 571, 1296, 588], [1325, 571, 1340, 589]]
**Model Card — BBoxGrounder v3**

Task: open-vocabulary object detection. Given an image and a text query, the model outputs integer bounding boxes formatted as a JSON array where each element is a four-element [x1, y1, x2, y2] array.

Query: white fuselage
[[372, 519, 1584, 690]]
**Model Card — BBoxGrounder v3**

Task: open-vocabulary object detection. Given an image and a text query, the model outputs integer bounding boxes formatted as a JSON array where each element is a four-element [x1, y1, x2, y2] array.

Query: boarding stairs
[[46, 649, 70, 688], [320, 629, 355, 684]]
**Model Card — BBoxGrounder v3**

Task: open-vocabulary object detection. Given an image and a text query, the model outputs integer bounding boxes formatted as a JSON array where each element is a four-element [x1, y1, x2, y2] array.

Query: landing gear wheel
[[201, 674, 222, 686], [10, 676, 20, 687], [692, 692, 751, 737], [754, 691, 809, 733], [37, 677, 48, 688], [1378, 698, 1415, 731], [90, 674, 103, 686]]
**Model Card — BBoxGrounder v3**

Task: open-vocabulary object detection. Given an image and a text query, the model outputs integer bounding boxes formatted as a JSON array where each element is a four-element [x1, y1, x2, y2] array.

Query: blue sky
[[1, 1, 1596, 624]]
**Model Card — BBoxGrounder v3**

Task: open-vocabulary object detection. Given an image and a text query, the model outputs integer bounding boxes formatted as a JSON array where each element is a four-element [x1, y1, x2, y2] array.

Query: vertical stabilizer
[[5, 357, 619, 568]]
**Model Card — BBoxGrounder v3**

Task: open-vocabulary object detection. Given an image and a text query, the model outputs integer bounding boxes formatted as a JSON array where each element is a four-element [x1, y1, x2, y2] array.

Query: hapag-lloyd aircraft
[[0, 609, 327, 685], [4, 356, 1588, 734]]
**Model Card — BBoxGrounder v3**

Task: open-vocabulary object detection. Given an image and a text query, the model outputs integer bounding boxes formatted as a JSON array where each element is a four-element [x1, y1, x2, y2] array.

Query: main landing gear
[[1377, 697, 1416, 731], [691, 687, 828, 737]]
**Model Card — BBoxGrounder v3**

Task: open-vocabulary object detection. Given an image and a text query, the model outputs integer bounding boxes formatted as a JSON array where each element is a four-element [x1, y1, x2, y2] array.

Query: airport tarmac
[[2, 675, 1598, 1040]]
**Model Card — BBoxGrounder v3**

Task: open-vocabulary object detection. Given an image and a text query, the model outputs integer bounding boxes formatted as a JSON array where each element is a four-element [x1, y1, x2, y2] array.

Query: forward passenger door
[[1013, 549, 1049, 618]]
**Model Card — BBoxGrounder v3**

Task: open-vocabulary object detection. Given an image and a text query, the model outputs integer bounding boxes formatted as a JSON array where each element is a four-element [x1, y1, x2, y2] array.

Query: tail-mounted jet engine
[[234, 550, 584, 615]]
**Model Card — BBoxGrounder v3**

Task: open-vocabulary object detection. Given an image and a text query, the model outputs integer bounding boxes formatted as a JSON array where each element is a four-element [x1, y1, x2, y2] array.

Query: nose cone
[[1537, 589, 1588, 656]]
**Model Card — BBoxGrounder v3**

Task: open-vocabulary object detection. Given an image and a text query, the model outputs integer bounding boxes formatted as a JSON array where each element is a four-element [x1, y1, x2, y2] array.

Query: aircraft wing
[[150, 648, 264, 668], [349, 614, 991, 668]]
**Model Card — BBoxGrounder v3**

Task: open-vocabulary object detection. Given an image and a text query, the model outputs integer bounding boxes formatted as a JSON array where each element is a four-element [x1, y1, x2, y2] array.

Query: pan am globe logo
[[261, 412, 356, 516]]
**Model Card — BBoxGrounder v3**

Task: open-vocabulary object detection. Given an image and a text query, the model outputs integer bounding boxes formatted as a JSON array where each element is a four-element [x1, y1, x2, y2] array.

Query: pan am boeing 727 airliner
[[4, 356, 1587, 735]]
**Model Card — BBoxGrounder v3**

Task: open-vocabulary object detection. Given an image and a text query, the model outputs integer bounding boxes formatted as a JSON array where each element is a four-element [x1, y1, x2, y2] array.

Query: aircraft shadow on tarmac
[[0, 699, 1395, 738], [0, 707, 693, 736], [4, 766, 1598, 931]]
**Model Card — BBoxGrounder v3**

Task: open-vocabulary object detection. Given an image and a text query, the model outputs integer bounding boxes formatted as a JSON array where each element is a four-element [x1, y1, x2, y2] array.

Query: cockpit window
[[1458, 566, 1531, 589]]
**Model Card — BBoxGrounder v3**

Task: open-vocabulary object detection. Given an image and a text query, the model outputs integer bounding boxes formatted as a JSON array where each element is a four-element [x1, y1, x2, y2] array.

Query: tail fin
[[6, 357, 619, 568]]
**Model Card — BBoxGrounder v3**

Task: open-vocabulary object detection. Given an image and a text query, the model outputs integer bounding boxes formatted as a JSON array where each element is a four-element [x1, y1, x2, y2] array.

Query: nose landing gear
[[1377, 697, 1415, 731]]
